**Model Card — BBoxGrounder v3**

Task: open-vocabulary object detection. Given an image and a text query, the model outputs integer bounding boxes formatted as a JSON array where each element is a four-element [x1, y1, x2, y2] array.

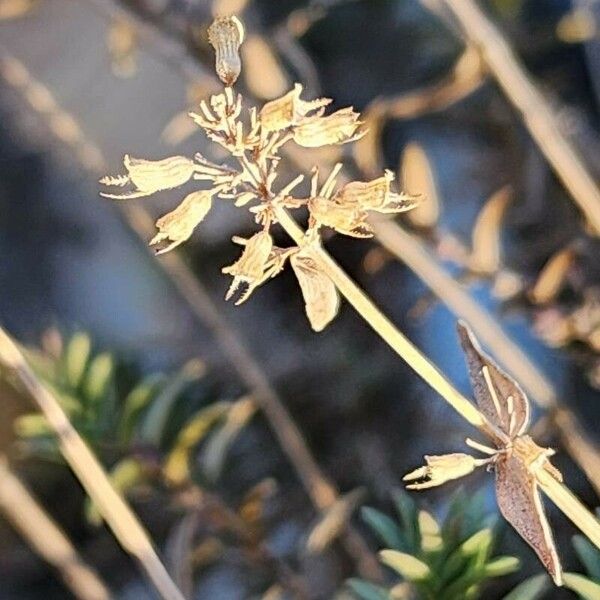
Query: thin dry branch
[[0, 456, 111, 600], [0, 328, 185, 600], [426, 0, 600, 235], [372, 218, 600, 496]]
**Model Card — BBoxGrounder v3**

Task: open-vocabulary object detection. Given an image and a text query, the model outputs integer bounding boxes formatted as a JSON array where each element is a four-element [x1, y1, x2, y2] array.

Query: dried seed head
[[208, 16, 245, 86], [222, 231, 273, 304], [336, 170, 421, 214], [260, 83, 331, 132], [150, 190, 213, 254], [403, 453, 484, 490], [293, 107, 365, 147], [100, 154, 196, 199]]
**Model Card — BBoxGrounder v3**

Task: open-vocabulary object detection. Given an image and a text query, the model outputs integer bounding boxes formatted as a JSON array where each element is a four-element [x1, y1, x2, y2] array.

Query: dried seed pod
[[336, 169, 420, 214], [150, 191, 213, 254], [208, 16, 245, 86], [291, 249, 340, 331], [100, 154, 196, 199], [260, 83, 331, 132], [293, 107, 365, 147], [222, 231, 273, 304]]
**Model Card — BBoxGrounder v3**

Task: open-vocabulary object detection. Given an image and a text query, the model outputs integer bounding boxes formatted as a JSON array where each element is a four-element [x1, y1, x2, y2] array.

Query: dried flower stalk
[[100, 14, 600, 586], [0, 328, 185, 600]]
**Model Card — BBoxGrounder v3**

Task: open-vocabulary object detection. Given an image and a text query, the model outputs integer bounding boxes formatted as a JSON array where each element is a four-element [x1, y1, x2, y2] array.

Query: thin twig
[[426, 0, 600, 235], [0, 328, 185, 600], [272, 205, 600, 552], [0, 456, 112, 600]]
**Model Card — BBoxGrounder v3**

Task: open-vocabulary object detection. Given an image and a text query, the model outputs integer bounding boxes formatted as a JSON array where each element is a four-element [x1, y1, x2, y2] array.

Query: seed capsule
[[208, 16, 245, 86]]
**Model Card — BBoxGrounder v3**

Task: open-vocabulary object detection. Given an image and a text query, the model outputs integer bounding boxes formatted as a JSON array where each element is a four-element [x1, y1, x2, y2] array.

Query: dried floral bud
[[222, 231, 273, 304], [149, 191, 213, 254], [336, 170, 421, 214], [308, 196, 373, 238], [260, 83, 331, 132], [100, 155, 196, 199], [208, 16, 244, 86], [291, 248, 340, 332], [403, 453, 483, 490], [293, 108, 365, 147]]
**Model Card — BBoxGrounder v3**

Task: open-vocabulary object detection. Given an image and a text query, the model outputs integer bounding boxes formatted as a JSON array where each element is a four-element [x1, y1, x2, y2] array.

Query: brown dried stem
[[426, 0, 600, 235], [0, 456, 111, 600], [0, 328, 185, 600]]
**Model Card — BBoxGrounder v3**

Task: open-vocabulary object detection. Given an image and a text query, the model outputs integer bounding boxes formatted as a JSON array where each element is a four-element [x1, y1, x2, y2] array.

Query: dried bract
[[150, 190, 213, 254], [336, 170, 421, 214], [291, 248, 340, 331], [100, 154, 196, 199], [260, 83, 331, 132], [293, 108, 365, 147], [208, 16, 244, 86]]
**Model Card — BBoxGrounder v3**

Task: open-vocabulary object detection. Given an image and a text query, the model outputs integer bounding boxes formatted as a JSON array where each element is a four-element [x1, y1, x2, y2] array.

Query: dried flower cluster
[[100, 16, 420, 332], [404, 322, 564, 585]]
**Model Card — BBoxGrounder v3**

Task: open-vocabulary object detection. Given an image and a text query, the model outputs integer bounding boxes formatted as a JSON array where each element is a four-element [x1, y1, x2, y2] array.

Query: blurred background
[[1, 0, 600, 598]]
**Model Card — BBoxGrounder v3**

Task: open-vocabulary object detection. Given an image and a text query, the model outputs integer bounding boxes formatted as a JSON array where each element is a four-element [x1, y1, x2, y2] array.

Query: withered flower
[[100, 154, 196, 199], [260, 83, 331, 132], [308, 196, 372, 238], [404, 322, 564, 585], [208, 16, 244, 86], [149, 190, 213, 255], [403, 453, 485, 490], [293, 107, 365, 147], [336, 170, 421, 214], [222, 231, 283, 305]]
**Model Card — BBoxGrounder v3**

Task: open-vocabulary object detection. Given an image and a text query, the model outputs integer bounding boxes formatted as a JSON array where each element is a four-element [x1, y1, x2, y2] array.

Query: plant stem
[[0, 456, 111, 600], [372, 218, 600, 497], [427, 0, 600, 235], [273, 206, 600, 551], [0, 327, 185, 600]]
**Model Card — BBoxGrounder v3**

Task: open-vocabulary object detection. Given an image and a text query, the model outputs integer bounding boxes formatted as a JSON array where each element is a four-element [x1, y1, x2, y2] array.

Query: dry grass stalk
[[99, 14, 600, 583], [428, 0, 600, 235], [0, 328, 185, 600], [0, 456, 111, 600]]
